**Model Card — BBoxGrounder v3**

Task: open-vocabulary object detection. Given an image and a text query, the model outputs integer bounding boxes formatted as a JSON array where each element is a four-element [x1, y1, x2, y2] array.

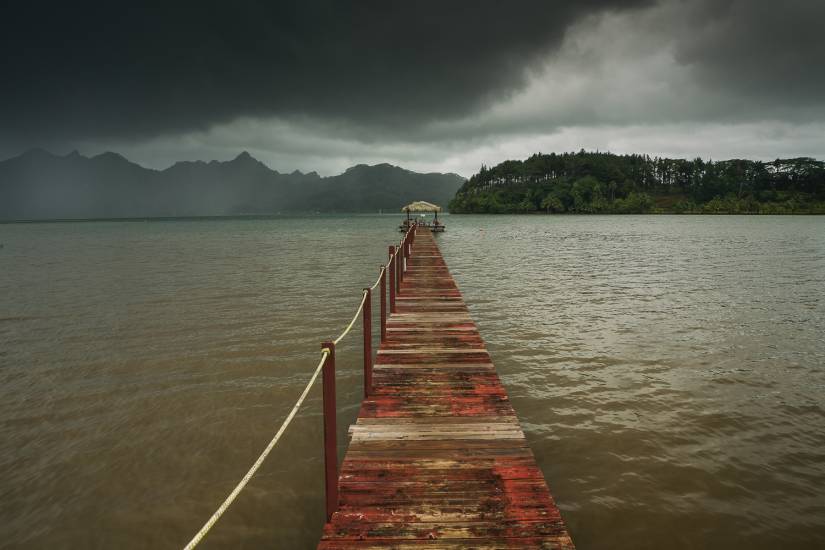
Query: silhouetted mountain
[[0, 150, 464, 220], [313, 163, 464, 213]]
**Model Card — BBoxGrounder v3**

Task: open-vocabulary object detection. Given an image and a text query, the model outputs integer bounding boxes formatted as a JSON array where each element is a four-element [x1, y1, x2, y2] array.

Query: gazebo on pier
[[400, 201, 445, 232]]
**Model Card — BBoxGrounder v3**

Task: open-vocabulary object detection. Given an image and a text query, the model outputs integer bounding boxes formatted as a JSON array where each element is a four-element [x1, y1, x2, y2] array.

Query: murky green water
[[1, 215, 824, 549]]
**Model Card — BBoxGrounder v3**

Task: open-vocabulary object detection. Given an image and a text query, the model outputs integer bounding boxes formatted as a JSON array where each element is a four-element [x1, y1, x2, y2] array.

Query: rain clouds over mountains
[[0, 150, 463, 220]]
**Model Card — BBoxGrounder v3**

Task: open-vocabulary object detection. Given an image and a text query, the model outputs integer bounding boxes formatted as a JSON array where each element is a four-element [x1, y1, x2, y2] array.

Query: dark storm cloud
[[672, 0, 825, 108], [0, 0, 652, 143]]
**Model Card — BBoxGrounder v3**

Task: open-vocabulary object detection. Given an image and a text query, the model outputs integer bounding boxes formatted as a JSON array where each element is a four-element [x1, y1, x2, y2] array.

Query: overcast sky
[[2, 0, 823, 177]]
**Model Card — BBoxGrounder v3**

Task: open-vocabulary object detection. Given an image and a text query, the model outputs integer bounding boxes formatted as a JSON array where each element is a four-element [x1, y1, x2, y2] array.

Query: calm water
[[1, 215, 824, 549]]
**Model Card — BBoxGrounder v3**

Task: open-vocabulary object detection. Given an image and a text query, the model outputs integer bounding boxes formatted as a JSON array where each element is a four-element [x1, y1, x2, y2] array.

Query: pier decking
[[319, 229, 574, 549]]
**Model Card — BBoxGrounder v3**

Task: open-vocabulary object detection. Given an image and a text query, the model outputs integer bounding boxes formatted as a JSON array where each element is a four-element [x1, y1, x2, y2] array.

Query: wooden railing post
[[379, 266, 387, 344], [321, 341, 338, 521], [398, 236, 404, 286], [362, 288, 372, 397], [396, 241, 403, 295], [388, 246, 396, 313]]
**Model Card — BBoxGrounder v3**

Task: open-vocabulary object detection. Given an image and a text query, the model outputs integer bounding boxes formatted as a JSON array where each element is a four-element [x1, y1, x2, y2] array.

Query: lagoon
[[1, 215, 824, 549]]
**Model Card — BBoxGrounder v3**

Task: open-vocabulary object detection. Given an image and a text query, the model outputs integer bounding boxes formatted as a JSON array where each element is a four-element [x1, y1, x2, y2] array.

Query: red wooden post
[[396, 240, 403, 294], [388, 246, 396, 313], [379, 266, 387, 343], [398, 236, 404, 285], [362, 288, 372, 397], [321, 341, 338, 521]]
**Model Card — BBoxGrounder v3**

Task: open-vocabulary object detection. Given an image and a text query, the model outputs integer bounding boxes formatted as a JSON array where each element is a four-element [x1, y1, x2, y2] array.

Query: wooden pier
[[319, 228, 574, 549]]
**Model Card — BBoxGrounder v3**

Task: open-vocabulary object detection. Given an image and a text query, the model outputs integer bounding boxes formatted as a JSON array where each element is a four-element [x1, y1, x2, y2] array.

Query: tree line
[[448, 151, 825, 214]]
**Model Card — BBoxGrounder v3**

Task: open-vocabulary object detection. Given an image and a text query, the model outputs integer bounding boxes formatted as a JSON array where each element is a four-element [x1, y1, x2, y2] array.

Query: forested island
[[448, 151, 825, 214]]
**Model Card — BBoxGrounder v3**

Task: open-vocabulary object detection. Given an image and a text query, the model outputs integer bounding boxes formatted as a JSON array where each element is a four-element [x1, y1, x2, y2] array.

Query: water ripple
[[1, 214, 824, 549]]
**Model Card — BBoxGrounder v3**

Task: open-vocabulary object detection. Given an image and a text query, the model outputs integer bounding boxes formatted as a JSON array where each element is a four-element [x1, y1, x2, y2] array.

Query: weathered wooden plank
[[339, 465, 546, 483], [319, 228, 573, 549], [354, 416, 519, 425], [322, 519, 571, 540], [375, 353, 493, 365], [347, 440, 531, 453], [373, 363, 496, 370], [330, 504, 561, 523], [319, 539, 571, 550], [339, 457, 540, 470]]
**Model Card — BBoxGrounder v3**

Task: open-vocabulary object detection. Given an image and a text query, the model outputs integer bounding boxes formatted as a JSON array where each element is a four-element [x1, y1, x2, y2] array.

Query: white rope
[[182, 349, 330, 550], [183, 224, 418, 548], [333, 290, 368, 345], [368, 265, 386, 291]]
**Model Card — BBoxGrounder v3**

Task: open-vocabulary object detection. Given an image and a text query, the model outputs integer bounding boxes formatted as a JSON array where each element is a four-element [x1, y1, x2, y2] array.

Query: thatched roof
[[402, 201, 442, 213]]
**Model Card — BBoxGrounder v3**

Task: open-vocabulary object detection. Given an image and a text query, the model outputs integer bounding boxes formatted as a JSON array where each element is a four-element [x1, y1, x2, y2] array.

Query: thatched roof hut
[[401, 201, 442, 213]]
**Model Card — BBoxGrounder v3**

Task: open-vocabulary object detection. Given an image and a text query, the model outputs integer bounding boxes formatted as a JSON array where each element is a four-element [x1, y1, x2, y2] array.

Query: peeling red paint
[[319, 229, 574, 549]]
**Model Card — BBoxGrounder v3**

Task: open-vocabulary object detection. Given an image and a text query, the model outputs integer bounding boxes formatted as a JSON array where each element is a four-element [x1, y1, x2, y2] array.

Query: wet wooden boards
[[319, 229, 575, 549]]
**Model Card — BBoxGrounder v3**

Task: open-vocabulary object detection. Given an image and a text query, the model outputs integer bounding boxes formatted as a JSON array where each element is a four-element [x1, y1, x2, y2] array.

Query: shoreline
[[3, 210, 825, 225]]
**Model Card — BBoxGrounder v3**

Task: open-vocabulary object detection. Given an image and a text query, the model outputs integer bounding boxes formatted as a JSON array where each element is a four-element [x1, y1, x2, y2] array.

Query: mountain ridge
[[0, 149, 464, 220]]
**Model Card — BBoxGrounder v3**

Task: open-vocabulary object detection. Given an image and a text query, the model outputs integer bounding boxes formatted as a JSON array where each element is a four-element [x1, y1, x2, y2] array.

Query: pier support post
[[388, 246, 396, 313], [321, 341, 338, 521], [362, 288, 372, 397], [396, 235, 407, 288], [379, 266, 387, 344], [396, 242, 403, 295]]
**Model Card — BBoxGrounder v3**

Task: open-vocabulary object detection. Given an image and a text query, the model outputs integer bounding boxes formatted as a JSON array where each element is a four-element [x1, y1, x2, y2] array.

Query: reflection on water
[[1, 215, 824, 549]]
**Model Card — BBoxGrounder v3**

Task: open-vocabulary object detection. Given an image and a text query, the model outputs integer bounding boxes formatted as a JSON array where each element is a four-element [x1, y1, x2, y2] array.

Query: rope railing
[[182, 349, 329, 550], [333, 290, 368, 346], [368, 265, 386, 291], [182, 222, 418, 549]]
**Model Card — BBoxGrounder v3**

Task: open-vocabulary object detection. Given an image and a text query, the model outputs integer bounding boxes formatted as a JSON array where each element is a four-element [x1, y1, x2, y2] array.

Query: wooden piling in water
[[362, 288, 372, 397], [321, 341, 338, 522], [379, 267, 387, 344], [388, 246, 396, 314]]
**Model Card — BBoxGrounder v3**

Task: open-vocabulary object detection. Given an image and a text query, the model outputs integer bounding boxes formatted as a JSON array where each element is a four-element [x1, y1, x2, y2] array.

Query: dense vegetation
[[449, 151, 825, 214]]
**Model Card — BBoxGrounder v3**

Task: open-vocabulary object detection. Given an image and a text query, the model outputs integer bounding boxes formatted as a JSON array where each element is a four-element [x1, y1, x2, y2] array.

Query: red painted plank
[[318, 228, 573, 549]]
